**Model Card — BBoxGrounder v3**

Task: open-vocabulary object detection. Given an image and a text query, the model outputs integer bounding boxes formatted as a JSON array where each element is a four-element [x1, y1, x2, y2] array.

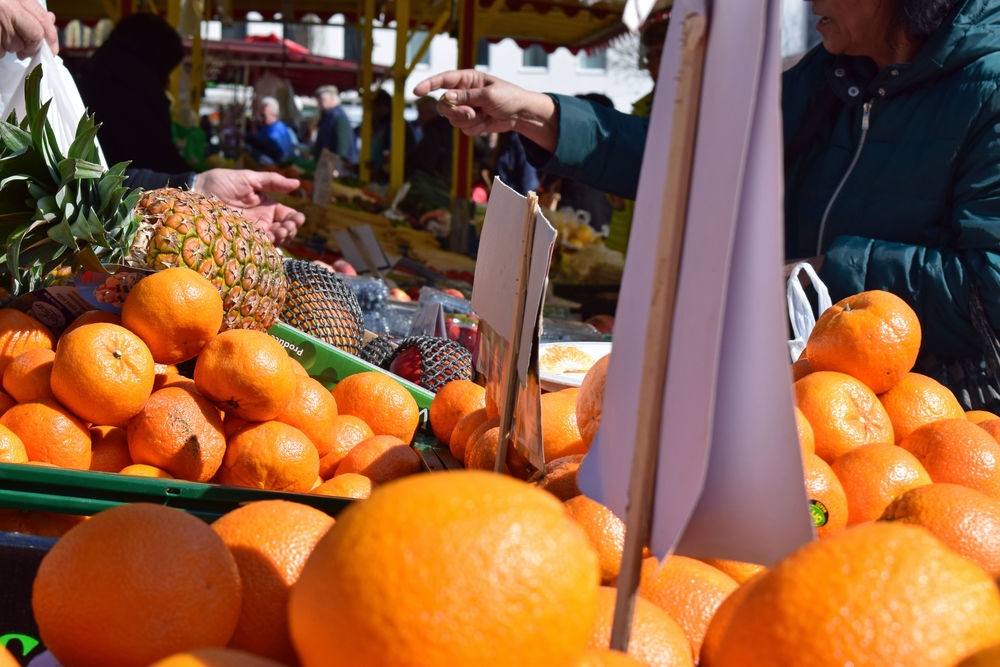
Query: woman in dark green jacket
[[415, 0, 1000, 409]]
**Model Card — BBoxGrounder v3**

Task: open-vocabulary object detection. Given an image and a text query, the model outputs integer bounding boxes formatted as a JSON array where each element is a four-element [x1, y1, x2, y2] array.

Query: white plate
[[538, 341, 612, 391]]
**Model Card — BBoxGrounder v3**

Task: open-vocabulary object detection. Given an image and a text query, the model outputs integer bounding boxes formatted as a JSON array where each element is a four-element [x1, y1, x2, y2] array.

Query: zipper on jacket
[[815, 101, 872, 255]]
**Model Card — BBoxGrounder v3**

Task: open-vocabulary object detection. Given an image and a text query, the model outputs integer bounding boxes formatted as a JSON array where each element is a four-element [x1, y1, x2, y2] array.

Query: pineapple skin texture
[[129, 188, 287, 331]]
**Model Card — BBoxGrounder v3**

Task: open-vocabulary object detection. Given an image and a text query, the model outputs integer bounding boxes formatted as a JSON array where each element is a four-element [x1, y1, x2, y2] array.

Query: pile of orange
[[0, 266, 426, 507]]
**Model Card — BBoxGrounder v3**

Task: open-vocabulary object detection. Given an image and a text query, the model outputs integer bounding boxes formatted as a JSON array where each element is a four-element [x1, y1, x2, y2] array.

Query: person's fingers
[[44, 11, 58, 54], [249, 170, 300, 193], [414, 70, 479, 96]]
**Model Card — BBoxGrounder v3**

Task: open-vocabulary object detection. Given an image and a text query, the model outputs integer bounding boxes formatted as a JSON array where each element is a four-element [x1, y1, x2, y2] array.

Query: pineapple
[[0, 65, 286, 330]]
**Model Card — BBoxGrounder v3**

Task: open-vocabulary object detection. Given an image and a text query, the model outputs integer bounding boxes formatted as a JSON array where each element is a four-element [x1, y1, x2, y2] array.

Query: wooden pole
[[610, 12, 708, 652]]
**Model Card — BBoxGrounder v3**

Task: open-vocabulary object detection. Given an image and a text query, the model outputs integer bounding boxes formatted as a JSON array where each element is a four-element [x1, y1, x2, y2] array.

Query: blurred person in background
[[313, 84, 358, 173], [246, 96, 298, 166]]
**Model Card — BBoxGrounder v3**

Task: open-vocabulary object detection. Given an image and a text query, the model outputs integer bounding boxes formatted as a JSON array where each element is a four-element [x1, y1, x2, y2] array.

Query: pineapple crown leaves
[[0, 64, 141, 295]]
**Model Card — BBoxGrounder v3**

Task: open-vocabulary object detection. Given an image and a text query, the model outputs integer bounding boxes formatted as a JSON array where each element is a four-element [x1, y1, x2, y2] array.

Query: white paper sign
[[577, 0, 813, 565]]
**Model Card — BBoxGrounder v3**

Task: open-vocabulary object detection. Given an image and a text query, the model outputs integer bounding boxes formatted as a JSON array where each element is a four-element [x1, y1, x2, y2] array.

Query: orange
[[120, 267, 224, 364], [794, 370, 895, 462], [576, 354, 609, 449], [699, 571, 765, 666], [273, 375, 339, 457], [793, 406, 815, 458], [535, 453, 584, 501], [588, 586, 694, 667], [331, 371, 420, 443], [211, 500, 335, 664], [0, 307, 54, 376], [0, 400, 91, 469], [448, 407, 489, 461], [148, 648, 288, 667], [61, 308, 121, 337], [957, 643, 1000, 667], [636, 554, 739, 658], [830, 443, 931, 525], [318, 414, 374, 478], [0, 509, 86, 538], [193, 329, 298, 421], [564, 494, 626, 584], [119, 463, 174, 478], [50, 323, 155, 426], [802, 453, 848, 537], [0, 390, 15, 417], [877, 371, 965, 443], [88, 425, 133, 472], [218, 420, 319, 492], [32, 503, 242, 667], [968, 409, 1000, 424], [976, 417, 1000, 443], [571, 648, 647, 666], [288, 470, 601, 667], [464, 425, 506, 472], [881, 482, 1000, 576], [542, 387, 586, 460], [0, 422, 27, 464], [311, 472, 374, 499], [803, 289, 921, 394], [429, 378, 486, 444], [699, 558, 766, 585], [704, 522, 1000, 666], [2, 346, 54, 403], [127, 387, 227, 483], [152, 372, 198, 393], [334, 434, 422, 484], [899, 418, 1000, 499], [0, 643, 20, 667]]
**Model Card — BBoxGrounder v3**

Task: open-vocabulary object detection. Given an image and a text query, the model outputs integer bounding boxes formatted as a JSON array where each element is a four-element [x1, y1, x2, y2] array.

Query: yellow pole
[[389, 0, 411, 197], [358, 0, 376, 184]]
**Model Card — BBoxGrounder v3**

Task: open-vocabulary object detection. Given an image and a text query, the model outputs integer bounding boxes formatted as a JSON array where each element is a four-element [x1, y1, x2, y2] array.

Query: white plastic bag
[[786, 261, 832, 362], [0, 42, 104, 166]]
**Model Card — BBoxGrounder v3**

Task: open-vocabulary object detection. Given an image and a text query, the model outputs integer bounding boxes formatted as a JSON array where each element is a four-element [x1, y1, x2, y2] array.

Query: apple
[[441, 287, 466, 299], [389, 347, 423, 385], [331, 259, 357, 275], [585, 314, 615, 335], [389, 288, 413, 302]]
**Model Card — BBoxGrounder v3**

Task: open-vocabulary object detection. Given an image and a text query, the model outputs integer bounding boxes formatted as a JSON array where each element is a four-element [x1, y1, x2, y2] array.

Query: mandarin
[[0, 390, 15, 417], [317, 414, 374, 478], [448, 407, 489, 461], [0, 423, 27, 464], [331, 371, 420, 443], [957, 643, 1000, 667], [211, 500, 335, 664], [794, 370, 895, 462], [121, 267, 224, 364], [0, 509, 86, 538], [636, 554, 739, 659], [334, 434, 422, 484], [588, 586, 694, 667], [899, 418, 1000, 499], [0, 643, 19, 667], [881, 482, 1000, 576], [830, 442, 931, 525], [273, 375, 339, 457], [50, 323, 155, 426], [288, 471, 601, 667], [148, 648, 288, 667], [218, 420, 319, 492], [542, 387, 587, 460], [194, 329, 298, 421], [61, 309, 121, 337], [878, 371, 965, 443], [802, 453, 848, 537], [804, 289, 921, 394], [703, 522, 1000, 666], [576, 354, 609, 449], [699, 571, 765, 665], [0, 400, 91, 469], [127, 387, 227, 483], [2, 347, 54, 403], [311, 472, 374, 499], [32, 503, 242, 667], [119, 463, 174, 478], [535, 453, 584, 501], [0, 308, 54, 376], [698, 558, 766, 585], [794, 405, 815, 458], [969, 410, 1000, 424], [565, 495, 626, 584], [88, 425, 133, 473], [572, 648, 647, 667], [428, 378, 486, 444]]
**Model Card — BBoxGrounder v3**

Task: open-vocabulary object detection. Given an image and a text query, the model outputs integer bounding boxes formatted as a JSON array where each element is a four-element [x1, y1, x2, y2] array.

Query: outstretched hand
[[193, 168, 306, 247], [414, 69, 558, 152]]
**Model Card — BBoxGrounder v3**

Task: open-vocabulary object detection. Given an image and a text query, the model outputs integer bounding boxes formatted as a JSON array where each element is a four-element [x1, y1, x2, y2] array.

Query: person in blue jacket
[[415, 0, 1000, 410]]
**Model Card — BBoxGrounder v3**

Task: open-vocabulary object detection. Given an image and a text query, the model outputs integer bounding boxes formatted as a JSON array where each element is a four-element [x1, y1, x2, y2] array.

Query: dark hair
[[892, 0, 962, 41], [103, 13, 184, 81]]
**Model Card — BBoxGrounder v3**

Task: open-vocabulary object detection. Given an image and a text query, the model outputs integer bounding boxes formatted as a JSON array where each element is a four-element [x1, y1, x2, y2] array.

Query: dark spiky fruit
[[280, 259, 365, 354], [386, 335, 473, 392]]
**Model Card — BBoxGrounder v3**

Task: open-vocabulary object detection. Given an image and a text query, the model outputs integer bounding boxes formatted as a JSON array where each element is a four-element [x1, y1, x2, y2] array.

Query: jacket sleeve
[[820, 86, 1000, 359], [123, 168, 195, 191], [522, 94, 648, 200]]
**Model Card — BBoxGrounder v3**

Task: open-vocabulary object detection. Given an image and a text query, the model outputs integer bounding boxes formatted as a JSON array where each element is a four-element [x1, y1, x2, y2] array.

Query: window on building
[[579, 48, 607, 71], [522, 44, 548, 68], [476, 38, 490, 67], [407, 31, 432, 66]]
